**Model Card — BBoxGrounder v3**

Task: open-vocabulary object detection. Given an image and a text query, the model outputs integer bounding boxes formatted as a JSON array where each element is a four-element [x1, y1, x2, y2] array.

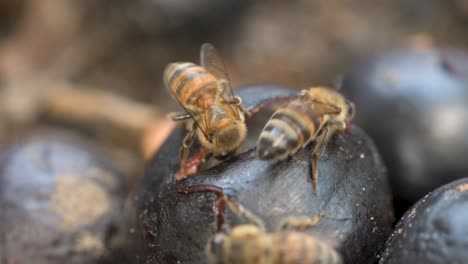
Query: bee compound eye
[[346, 101, 355, 117]]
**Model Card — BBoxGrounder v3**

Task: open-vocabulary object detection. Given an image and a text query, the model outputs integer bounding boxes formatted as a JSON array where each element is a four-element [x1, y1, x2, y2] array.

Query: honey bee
[[178, 184, 343, 264], [164, 43, 249, 180], [256, 87, 355, 194]]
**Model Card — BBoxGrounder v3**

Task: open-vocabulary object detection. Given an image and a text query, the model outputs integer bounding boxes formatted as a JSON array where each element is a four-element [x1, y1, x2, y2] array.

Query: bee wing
[[295, 94, 342, 116], [200, 43, 236, 101], [310, 100, 342, 116], [167, 85, 211, 140]]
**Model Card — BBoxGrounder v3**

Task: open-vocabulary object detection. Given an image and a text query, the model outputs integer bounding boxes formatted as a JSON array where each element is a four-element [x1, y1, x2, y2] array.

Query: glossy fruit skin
[[0, 131, 128, 264], [379, 177, 468, 264], [342, 48, 468, 206], [136, 85, 394, 264]]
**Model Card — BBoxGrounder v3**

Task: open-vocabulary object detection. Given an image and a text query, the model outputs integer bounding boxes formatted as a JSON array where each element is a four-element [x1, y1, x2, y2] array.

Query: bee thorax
[[199, 121, 247, 154]]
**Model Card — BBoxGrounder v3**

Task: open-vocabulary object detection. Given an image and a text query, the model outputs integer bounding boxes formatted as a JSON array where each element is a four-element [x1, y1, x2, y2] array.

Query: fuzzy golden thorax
[[197, 117, 247, 155], [307, 87, 355, 129]]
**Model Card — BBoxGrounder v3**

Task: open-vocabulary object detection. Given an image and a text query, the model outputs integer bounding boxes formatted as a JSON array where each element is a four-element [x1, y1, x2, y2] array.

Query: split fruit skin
[[342, 48, 468, 206], [379, 177, 468, 264], [0, 131, 128, 264], [136, 85, 394, 264]]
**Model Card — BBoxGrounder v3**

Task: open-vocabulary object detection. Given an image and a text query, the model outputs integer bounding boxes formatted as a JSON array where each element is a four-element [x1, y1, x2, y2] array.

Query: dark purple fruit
[[379, 177, 468, 263], [136, 85, 394, 264], [0, 131, 128, 264], [342, 48, 468, 207]]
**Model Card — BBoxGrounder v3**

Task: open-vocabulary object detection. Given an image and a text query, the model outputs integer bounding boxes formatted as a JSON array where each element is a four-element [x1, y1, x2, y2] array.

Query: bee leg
[[308, 119, 345, 193], [279, 211, 325, 231], [309, 126, 331, 195], [311, 153, 318, 195], [223, 198, 266, 231], [168, 112, 192, 122], [236, 97, 252, 118], [175, 129, 196, 181], [224, 96, 251, 118], [224, 96, 241, 105]]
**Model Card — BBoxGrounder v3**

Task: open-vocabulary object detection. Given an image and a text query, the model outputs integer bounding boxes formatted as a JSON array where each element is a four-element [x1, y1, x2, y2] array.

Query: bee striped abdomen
[[272, 232, 342, 264], [257, 103, 320, 161], [164, 62, 219, 108]]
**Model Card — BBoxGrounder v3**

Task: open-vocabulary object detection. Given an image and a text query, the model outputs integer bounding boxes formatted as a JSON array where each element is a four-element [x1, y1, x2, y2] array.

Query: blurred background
[[1, 0, 468, 148], [2, 0, 468, 262]]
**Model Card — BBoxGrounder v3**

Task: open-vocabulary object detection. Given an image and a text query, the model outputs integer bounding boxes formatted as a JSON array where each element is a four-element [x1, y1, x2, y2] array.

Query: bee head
[[211, 120, 247, 154]]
